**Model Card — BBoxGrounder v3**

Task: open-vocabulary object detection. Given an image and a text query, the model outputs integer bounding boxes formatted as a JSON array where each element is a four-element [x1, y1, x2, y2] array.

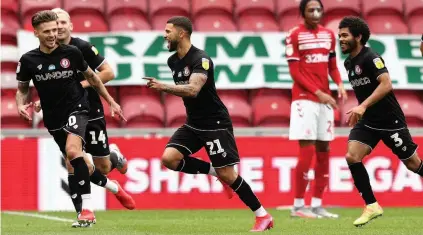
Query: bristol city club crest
[[355, 65, 362, 75], [60, 58, 70, 68]]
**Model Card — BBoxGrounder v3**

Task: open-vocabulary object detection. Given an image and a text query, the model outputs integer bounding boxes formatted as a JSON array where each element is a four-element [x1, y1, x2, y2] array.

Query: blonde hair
[[51, 8, 71, 21]]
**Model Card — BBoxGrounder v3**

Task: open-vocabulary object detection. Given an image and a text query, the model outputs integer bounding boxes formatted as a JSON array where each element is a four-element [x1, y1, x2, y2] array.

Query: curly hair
[[299, 0, 324, 18], [338, 16, 371, 45]]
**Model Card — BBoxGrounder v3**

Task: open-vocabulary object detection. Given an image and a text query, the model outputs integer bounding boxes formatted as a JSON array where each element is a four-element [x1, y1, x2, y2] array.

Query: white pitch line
[[2, 211, 74, 223]]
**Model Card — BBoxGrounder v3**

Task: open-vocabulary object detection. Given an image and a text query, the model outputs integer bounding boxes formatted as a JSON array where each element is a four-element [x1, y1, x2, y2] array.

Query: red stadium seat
[[70, 13, 108, 32], [192, 0, 233, 17], [236, 0, 275, 15], [1, 45, 19, 88], [21, 0, 61, 31], [1, 96, 32, 128], [64, 0, 107, 32], [405, 0, 423, 34], [276, 0, 301, 30], [1, 13, 20, 45], [110, 14, 150, 31], [218, 90, 249, 100], [119, 86, 161, 99], [252, 96, 291, 127], [150, 0, 190, 30], [2, 0, 18, 14], [251, 88, 291, 100], [64, 0, 104, 14], [236, 0, 278, 31], [194, 14, 237, 32], [279, 13, 302, 31], [238, 14, 279, 32], [107, 0, 147, 15], [362, 0, 403, 17], [107, 0, 150, 31], [395, 91, 423, 127], [121, 95, 165, 128], [322, 0, 360, 33], [366, 16, 408, 34], [165, 95, 186, 127], [220, 95, 252, 127], [362, 0, 407, 34]]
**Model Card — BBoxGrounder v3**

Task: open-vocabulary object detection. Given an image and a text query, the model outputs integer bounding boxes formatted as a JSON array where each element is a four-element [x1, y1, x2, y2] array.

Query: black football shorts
[[167, 124, 240, 168]]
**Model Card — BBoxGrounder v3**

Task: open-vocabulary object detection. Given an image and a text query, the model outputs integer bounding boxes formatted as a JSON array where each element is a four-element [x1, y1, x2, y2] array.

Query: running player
[[338, 16, 423, 227], [285, 0, 347, 218], [16, 10, 125, 226], [143, 16, 273, 232], [31, 8, 135, 227]]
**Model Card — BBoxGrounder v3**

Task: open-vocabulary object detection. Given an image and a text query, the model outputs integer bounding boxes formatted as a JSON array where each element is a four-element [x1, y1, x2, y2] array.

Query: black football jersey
[[167, 46, 232, 129], [344, 47, 406, 129], [70, 37, 106, 119], [16, 44, 89, 130]]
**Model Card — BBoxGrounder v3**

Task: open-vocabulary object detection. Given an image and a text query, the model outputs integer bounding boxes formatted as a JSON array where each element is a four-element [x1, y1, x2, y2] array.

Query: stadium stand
[[1, 0, 422, 129]]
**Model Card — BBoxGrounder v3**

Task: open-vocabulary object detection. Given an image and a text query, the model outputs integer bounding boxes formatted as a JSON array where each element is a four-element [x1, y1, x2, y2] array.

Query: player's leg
[[64, 112, 95, 224], [164, 126, 216, 175], [164, 126, 233, 198], [381, 128, 423, 177], [84, 119, 135, 209], [347, 124, 382, 227], [201, 128, 273, 231], [288, 100, 320, 218], [86, 119, 127, 174], [311, 104, 338, 218]]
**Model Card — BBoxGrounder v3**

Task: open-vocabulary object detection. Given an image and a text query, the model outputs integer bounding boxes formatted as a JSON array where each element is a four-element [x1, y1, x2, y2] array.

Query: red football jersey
[[285, 24, 336, 103]]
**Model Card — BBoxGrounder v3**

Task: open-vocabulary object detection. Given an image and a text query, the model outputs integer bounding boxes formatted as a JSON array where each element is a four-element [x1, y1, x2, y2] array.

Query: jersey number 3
[[206, 139, 225, 156], [390, 132, 403, 147]]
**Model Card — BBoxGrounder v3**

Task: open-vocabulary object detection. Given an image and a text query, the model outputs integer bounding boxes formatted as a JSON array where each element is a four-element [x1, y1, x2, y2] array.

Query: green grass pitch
[[2, 208, 423, 235]]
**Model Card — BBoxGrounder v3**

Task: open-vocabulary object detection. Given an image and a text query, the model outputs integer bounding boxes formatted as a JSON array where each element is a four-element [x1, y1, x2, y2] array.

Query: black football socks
[[349, 162, 377, 205]]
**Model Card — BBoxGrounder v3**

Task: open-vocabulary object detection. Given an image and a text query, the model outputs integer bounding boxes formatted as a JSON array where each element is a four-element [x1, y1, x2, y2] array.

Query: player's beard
[[341, 39, 357, 54], [168, 39, 178, 52]]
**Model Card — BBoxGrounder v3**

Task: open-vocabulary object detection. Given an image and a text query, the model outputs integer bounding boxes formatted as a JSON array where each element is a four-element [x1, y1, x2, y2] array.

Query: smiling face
[[164, 23, 183, 52], [34, 20, 58, 50], [338, 27, 360, 55], [55, 12, 73, 43], [304, 0, 323, 27]]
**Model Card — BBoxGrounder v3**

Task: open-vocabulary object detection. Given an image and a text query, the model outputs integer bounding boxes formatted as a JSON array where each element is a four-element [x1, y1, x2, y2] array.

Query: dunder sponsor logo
[[35, 70, 74, 81]]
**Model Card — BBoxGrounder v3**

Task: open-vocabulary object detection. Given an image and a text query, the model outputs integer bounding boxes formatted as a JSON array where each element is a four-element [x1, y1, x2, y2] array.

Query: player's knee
[[86, 162, 95, 175], [215, 166, 238, 185], [403, 155, 421, 172], [65, 145, 81, 160], [161, 148, 183, 170], [345, 151, 362, 164], [316, 141, 330, 152]]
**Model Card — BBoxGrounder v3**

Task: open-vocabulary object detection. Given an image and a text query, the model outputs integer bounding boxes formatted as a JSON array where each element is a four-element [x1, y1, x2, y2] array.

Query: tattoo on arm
[[162, 73, 207, 97], [82, 67, 113, 103], [16, 82, 30, 106]]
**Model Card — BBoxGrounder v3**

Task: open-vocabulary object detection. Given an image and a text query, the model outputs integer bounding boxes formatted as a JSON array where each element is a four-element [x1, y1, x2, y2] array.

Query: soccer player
[[285, 0, 347, 218], [338, 16, 423, 227], [143, 16, 273, 232], [16, 10, 125, 225], [32, 8, 135, 227]]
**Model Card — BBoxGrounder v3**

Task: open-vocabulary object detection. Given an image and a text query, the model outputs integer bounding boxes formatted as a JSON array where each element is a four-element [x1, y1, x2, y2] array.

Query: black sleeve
[[192, 57, 209, 76], [79, 41, 105, 70], [364, 52, 389, 80], [167, 56, 172, 69], [16, 56, 31, 82], [71, 47, 89, 72], [421, 34, 423, 41]]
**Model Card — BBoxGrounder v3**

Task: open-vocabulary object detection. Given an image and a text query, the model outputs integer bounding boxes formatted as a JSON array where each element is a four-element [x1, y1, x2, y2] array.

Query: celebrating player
[[285, 0, 347, 218], [143, 16, 273, 232], [16, 10, 125, 226], [37, 8, 133, 227], [338, 16, 423, 227]]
